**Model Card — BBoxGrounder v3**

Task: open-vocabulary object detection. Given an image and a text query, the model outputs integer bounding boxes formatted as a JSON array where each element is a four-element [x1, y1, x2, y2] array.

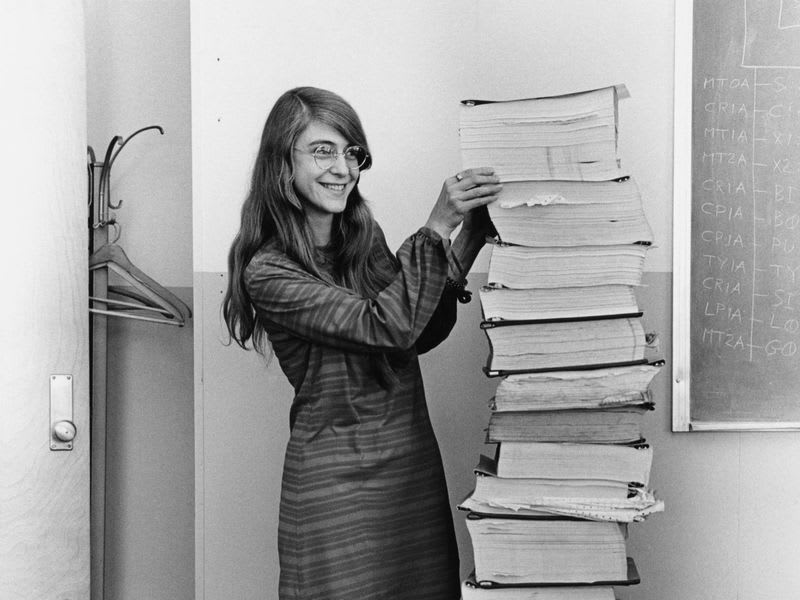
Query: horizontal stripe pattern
[[245, 227, 460, 599]]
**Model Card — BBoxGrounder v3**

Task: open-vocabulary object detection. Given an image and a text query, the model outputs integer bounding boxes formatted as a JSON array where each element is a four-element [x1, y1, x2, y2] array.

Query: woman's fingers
[[449, 168, 502, 205], [460, 183, 503, 200], [452, 167, 500, 190], [452, 180, 502, 207], [461, 192, 501, 211], [457, 166, 496, 179]]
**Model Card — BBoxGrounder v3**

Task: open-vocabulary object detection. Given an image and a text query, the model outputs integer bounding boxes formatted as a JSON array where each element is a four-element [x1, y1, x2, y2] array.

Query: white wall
[[87, 0, 193, 288], [2, 3, 91, 598], [194, 3, 800, 600]]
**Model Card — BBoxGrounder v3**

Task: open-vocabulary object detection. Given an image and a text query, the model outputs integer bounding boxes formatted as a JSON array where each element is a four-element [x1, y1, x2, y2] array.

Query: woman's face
[[292, 120, 359, 225]]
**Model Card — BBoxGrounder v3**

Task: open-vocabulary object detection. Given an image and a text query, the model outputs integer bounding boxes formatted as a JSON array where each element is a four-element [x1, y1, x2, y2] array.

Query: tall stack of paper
[[457, 85, 664, 598], [459, 86, 627, 182]]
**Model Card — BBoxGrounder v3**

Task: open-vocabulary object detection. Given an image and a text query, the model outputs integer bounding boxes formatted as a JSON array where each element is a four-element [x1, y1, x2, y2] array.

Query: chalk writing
[[687, 0, 800, 423]]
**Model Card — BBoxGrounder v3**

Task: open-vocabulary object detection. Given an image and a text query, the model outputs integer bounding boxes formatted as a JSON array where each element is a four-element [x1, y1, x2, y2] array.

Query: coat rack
[[88, 125, 191, 326], [87, 125, 192, 600]]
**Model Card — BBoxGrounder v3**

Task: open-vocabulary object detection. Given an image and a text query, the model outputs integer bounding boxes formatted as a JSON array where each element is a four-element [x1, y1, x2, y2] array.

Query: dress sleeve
[[415, 288, 457, 355], [244, 227, 450, 352]]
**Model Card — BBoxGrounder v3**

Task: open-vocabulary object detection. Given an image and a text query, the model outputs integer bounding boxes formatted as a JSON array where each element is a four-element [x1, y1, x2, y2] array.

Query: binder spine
[[483, 358, 651, 378], [480, 312, 644, 329]]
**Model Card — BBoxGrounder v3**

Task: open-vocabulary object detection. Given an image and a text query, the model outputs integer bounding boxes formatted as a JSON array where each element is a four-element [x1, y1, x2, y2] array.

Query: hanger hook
[[107, 125, 165, 173], [108, 219, 122, 244], [99, 125, 164, 218], [87, 146, 97, 206], [98, 136, 123, 224]]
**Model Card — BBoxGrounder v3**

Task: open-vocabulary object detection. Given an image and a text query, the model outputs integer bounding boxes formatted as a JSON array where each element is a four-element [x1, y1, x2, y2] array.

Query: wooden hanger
[[88, 125, 191, 327], [89, 243, 192, 326]]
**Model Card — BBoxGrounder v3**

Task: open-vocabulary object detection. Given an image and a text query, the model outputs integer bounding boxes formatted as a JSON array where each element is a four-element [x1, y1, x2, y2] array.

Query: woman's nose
[[328, 152, 350, 175]]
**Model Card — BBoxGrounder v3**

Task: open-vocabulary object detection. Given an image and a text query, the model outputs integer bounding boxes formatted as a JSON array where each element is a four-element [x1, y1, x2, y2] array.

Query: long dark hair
[[223, 86, 393, 353]]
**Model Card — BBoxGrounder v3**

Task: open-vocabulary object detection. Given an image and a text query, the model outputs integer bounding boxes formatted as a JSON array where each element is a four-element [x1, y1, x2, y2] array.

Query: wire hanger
[[88, 126, 192, 327]]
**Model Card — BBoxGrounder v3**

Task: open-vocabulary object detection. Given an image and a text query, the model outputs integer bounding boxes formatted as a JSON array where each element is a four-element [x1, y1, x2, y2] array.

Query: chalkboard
[[674, 0, 800, 430]]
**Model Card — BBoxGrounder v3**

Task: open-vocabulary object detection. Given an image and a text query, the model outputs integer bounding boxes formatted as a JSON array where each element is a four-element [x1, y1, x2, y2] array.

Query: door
[[0, 3, 91, 599]]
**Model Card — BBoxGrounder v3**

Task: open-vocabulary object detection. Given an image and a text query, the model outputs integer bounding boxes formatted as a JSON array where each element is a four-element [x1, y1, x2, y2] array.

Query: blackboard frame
[[672, 0, 800, 431], [673, 0, 693, 431]]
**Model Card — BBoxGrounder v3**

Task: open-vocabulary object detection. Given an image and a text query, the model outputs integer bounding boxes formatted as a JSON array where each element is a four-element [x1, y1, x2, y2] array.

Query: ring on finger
[[455, 172, 464, 182]]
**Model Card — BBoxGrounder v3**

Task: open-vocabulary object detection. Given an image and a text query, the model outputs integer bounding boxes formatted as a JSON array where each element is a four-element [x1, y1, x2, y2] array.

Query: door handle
[[50, 374, 76, 451]]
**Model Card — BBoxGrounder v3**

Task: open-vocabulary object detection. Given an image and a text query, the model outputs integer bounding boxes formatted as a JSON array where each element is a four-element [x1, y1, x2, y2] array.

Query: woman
[[223, 86, 501, 599]]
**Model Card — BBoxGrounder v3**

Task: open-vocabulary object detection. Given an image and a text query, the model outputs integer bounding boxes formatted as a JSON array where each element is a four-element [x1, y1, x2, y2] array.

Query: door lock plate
[[50, 374, 75, 451]]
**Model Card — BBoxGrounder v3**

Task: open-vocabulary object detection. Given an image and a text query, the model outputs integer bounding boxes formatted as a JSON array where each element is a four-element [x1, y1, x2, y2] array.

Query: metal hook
[[108, 219, 122, 244], [107, 125, 164, 173], [87, 146, 97, 209], [98, 125, 164, 220], [98, 136, 122, 226]]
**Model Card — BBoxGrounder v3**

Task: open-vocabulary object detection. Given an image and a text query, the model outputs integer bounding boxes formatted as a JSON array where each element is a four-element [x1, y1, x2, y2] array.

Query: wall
[[2, 3, 91, 598], [85, 1, 194, 599], [87, 0, 193, 288], [193, 2, 800, 600]]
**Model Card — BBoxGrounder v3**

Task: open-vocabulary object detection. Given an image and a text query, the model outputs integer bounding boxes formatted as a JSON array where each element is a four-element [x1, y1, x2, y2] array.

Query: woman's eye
[[345, 147, 363, 160], [314, 145, 335, 158]]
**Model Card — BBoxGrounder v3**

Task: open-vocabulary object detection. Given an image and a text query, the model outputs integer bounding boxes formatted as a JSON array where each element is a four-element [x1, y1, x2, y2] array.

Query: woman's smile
[[319, 182, 347, 193]]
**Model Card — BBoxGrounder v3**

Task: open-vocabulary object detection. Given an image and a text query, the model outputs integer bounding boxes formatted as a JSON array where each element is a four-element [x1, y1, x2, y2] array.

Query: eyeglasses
[[295, 144, 370, 171]]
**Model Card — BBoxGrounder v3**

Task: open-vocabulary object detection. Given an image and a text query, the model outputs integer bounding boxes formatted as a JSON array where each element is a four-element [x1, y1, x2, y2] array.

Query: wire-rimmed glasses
[[295, 144, 370, 171]]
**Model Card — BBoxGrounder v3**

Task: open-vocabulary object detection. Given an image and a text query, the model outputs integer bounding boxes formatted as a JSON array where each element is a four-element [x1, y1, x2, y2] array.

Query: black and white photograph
[[5, 2, 799, 599]]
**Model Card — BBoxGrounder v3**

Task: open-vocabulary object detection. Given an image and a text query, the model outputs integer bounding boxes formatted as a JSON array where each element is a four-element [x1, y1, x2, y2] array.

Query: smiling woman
[[222, 86, 501, 600], [290, 122, 364, 244]]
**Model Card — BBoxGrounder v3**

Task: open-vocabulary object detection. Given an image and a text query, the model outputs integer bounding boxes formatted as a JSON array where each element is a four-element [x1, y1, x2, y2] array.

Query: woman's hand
[[425, 167, 502, 240], [461, 202, 496, 237]]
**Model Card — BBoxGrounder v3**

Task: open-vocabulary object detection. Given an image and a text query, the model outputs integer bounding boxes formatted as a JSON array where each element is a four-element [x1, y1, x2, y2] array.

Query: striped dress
[[245, 226, 461, 599]]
